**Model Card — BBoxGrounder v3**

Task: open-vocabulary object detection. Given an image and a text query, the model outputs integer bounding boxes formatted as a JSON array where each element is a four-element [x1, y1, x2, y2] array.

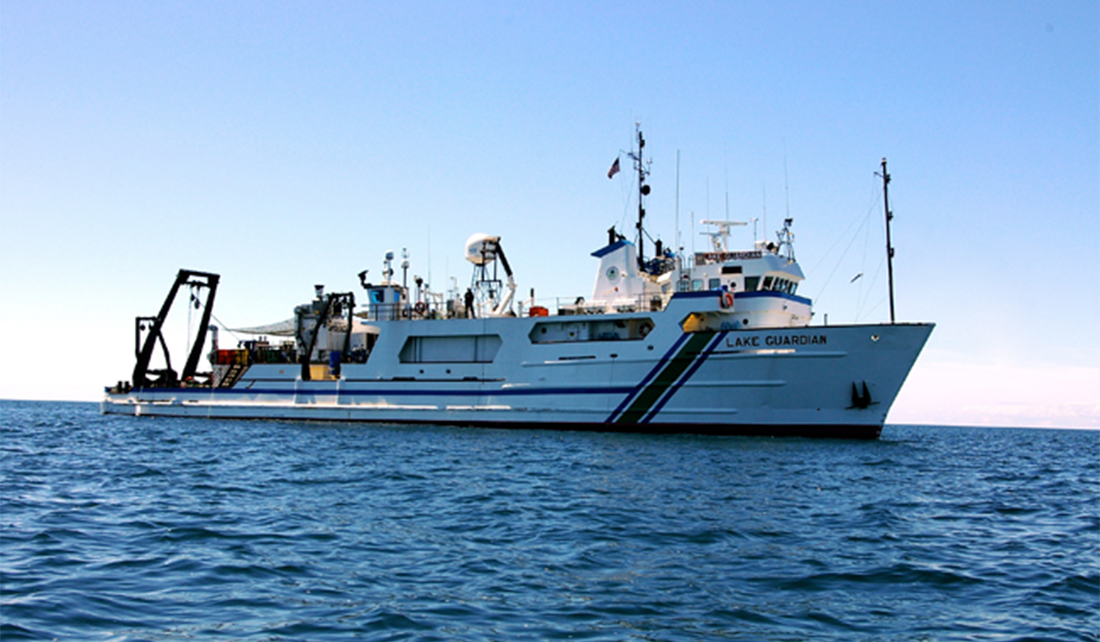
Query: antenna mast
[[629, 123, 651, 269], [878, 158, 896, 324], [675, 149, 681, 255]]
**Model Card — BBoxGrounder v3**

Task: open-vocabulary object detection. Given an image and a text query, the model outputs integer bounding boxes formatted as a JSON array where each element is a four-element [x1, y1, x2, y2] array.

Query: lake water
[[2, 400, 1097, 641]]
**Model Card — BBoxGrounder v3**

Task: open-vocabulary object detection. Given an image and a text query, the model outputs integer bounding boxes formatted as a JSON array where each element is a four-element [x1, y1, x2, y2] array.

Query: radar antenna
[[699, 219, 748, 252]]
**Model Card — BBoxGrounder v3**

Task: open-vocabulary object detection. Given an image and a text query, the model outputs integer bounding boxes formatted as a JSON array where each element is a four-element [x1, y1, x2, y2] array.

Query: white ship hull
[[102, 133, 932, 439], [103, 297, 933, 439]]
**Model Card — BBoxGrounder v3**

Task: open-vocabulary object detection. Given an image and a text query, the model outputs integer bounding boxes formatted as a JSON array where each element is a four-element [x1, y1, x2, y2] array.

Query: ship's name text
[[726, 334, 827, 348]]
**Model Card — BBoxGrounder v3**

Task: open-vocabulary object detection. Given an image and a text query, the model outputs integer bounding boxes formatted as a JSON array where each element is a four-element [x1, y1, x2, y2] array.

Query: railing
[[555, 293, 669, 316], [358, 291, 684, 322], [363, 301, 462, 322]]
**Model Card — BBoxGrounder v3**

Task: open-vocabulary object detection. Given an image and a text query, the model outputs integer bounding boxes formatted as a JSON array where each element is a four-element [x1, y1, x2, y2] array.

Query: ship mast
[[629, 123, 651, 270], [878, 158, 896, 324]]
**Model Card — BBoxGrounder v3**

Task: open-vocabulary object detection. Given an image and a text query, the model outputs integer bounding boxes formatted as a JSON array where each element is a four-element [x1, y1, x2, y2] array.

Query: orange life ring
[[720, 291, 734, 308]]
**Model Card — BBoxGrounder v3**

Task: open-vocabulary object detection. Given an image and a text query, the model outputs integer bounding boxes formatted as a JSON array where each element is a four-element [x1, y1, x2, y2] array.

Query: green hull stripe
[[615, 332, 716, 424]]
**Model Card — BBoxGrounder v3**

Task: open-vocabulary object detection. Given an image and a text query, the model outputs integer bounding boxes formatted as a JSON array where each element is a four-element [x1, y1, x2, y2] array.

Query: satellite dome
[[465, 233, 500, 265]]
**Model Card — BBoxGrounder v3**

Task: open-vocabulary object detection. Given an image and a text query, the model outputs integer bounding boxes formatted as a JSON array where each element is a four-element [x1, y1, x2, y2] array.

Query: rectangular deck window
[[399, 334, 502, 363]]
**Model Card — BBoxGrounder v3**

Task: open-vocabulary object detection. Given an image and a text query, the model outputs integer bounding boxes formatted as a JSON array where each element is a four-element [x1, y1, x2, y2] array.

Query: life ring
[[720, 291, 734, 308], [414, 301, 428, 316]]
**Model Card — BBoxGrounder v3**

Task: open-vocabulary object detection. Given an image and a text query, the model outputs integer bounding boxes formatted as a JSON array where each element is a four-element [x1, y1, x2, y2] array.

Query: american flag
[[607, 157, 621, 179]]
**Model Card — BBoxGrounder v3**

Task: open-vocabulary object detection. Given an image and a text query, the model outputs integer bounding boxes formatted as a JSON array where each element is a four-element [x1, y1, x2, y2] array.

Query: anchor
[[848, 381, 877, 410]]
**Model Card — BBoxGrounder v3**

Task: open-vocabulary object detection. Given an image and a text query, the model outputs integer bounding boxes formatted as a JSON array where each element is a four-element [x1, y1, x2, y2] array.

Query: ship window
[[762, 276, 774, 290], [692, 279, 704, 291], [721, 265, 742, 275], [529, 318, 654, 344], [745, 276, 760, 291], [708, 278, 721, 289], [399, 334, 501, 363]]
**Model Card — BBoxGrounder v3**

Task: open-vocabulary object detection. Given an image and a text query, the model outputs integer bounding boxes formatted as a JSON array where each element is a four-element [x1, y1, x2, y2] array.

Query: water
[[2, 400, 1097, 641]]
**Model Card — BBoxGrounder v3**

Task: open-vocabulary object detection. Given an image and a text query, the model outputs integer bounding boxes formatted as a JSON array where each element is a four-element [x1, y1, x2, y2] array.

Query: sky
[[2, 1, 1097, 428]]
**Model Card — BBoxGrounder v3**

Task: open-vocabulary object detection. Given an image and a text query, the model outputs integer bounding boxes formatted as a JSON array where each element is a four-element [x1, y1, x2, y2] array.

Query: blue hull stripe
[[137, 385, 636, 398]]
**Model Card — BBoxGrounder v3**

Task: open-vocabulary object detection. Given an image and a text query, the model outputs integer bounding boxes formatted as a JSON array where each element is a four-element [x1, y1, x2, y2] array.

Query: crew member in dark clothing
[[464, 288, 475, 318]]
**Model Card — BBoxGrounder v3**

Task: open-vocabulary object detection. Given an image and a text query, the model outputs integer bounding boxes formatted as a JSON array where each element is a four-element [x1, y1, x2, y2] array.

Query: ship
[[102, 128, 933, 439]]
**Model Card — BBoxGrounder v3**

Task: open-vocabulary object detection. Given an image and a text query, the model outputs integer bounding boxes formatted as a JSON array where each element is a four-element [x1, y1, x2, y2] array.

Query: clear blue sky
[[2, 1, 1097, 427]]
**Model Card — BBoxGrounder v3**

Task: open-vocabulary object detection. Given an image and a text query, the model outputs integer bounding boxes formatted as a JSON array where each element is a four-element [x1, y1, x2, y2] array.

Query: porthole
[[870, 334, 880, 342]]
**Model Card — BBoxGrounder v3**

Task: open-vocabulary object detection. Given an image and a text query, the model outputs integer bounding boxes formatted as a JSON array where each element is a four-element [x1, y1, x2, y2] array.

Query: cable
[[210, 312, 245, 344]]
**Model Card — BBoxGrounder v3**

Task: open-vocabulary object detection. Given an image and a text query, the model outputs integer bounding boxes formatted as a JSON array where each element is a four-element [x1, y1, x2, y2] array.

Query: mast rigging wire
[[808, 181, 882, 311]]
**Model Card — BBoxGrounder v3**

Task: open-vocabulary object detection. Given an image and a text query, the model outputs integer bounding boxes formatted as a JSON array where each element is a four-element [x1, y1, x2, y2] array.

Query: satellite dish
[[465, 233, 501, 265]]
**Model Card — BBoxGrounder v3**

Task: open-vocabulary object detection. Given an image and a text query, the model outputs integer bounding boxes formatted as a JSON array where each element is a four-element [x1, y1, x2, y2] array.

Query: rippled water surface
[[2, 400, 1097, 641]]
